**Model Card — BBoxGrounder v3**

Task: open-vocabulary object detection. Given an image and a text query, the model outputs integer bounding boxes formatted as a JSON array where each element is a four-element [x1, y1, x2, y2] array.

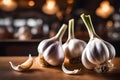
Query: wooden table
[[0, 56, 120, 80]]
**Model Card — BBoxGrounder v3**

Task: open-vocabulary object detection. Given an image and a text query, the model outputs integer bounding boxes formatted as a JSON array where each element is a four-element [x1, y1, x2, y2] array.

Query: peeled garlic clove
[[81, 13, 116, 73], [9, 54, 33, 71], [62, 63, 81, 75], [37, 24, 67, 66], [63, 19, 86, 64]]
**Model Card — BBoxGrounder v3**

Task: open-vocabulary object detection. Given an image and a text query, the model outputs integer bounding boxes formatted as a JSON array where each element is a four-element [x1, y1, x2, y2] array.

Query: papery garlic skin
[[43, 41, 64, 66], [63, 39, 86, 63], [38, 39, 54, 55], [63, 39, 86, 58], [86, 38, 109, 64], [63, 19, 86, 63], [104, 41, 116, 59], [81, 14, 116, 72], [82, 38, 115, 69], [62, 63, 81, 75], [9, 54, 33, 72], [81, 50, 96, 69], [37, 24, 67, 66]]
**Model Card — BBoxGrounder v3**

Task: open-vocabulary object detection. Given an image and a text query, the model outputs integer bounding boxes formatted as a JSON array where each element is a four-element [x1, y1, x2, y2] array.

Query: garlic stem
[[68, 19, 75, 39], [55, 24, 67, 40], [81, 13, 97, 39]]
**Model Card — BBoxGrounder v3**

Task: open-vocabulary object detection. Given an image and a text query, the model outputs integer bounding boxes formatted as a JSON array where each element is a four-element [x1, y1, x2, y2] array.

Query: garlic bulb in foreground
[[63, 19, 86, 64], [62, 19, 85, 75], [37, 24, 67, 66], [81, 14, 116, 73], [9, 54, 33, 72]]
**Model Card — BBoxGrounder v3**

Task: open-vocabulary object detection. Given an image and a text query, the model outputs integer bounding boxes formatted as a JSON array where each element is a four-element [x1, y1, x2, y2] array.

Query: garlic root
[[94, 60, 113, 73], [9, 54, 33, 71]]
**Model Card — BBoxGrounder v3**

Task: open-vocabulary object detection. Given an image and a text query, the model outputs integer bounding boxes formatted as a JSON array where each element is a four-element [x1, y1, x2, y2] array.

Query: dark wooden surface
[[0, 56, 120, 80]]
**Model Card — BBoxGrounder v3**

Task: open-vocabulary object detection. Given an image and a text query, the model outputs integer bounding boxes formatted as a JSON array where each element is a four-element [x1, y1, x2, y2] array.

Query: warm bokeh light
[[42, 0, 59, 15], [65, 6, 72, 14], [14, 27, 32, 40], [56, 11, 63, 20], [2, 0, 12, 5], [47, 0, 55, 10], [106, 20, 113, 28], [67, 0, 74, 4], [0, 0, 17, 11], [96, 1, 114, 18], [28, 0, 35, 7]]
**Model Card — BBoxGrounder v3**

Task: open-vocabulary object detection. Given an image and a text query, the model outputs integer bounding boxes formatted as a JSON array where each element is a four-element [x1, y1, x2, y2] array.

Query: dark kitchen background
[[0, 0, 120, 56]]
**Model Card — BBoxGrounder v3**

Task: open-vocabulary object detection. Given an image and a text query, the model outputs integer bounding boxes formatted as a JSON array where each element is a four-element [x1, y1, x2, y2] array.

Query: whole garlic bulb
[[62, 19, 86, 74], [37, 24, 67, 66], [81, 14, 116, 73], [63, 19, 86, 63]]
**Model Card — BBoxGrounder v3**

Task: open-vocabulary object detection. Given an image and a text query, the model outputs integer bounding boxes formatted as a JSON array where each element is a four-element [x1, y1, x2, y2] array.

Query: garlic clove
[[43, 41, 64, 66], [38, 39, 54, 55], [104, 41, 116, 59], [86, 38, 109, 64], [9, 54, 33, 71], [37, 39, 55, 66], [62, 63, 81, 75], [82, 49, 96, 69]]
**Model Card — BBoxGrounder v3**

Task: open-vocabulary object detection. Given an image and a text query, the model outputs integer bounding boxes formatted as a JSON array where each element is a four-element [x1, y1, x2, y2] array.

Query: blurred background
[[0, 0, 120, 56]]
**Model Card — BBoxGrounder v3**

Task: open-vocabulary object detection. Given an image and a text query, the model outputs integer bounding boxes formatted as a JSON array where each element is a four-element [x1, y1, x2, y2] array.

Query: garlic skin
[[63, 19, 86, 64], [9, 54, 33, 72], [62, 63, 81, 75], [37, 24, 67, 66], [81, 14, 116, 73]]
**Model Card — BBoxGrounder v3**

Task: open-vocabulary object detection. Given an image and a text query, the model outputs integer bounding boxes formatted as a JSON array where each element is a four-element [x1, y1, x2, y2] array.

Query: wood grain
[[0, 56, 120, 80]]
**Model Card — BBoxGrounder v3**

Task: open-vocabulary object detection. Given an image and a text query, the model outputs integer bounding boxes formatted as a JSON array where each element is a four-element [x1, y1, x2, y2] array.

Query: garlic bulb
[[37, 24, 67, 66], [62, 19, 85, 75], [9, 54, 33, 72], [81, 14, 116, 73], [63, 19, 86, 64]]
